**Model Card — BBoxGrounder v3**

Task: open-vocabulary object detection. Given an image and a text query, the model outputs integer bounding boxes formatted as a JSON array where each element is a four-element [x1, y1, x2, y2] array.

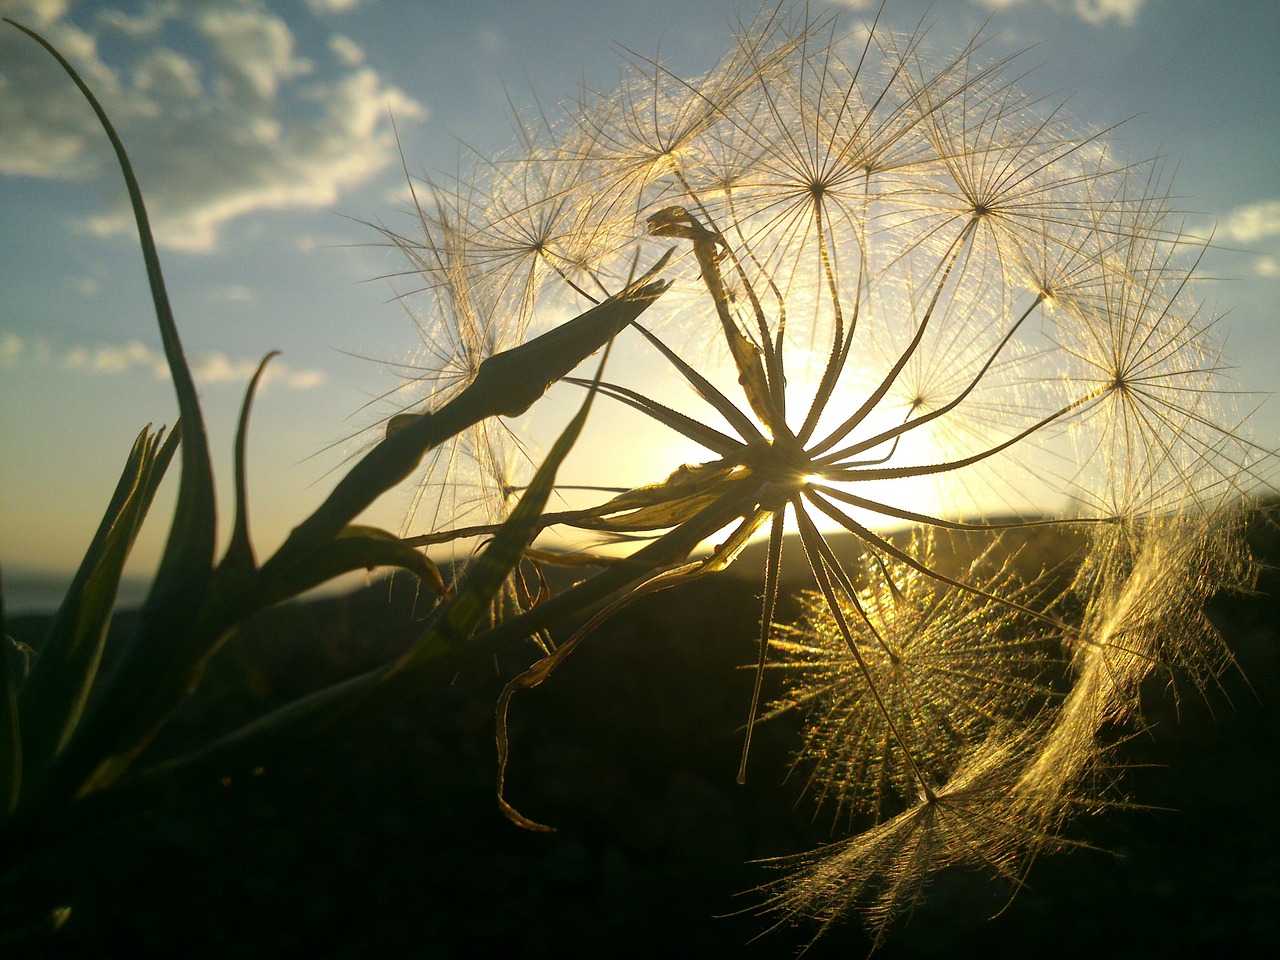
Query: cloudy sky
[[2, 0, 1278, 590]]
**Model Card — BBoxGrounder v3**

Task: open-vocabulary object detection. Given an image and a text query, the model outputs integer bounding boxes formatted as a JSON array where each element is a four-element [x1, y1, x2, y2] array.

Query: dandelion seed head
[[376, 0, 1270, 943]]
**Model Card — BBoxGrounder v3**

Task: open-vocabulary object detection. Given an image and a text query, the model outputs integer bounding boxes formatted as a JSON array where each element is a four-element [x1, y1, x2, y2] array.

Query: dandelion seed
[[768, 530, 1061, 823], [762, 728, 1068, 950]]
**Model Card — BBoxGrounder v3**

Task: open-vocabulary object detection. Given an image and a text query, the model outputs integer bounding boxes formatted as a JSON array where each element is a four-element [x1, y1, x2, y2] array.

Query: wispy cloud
[[0, 332, 24, 367], [2, 332, 327, 389], [304, 0, 368, 13], [132, 47, 204, 100], [1222, 199, 1280, 245], [1, 0, 426, 253], [966, 0, 1144, 25], [63, 339, 162, 375], [63, 273, 104, 297], [209, 284, 256, 302], [95, 3, 181, 40], [188, 350, 328, 389], [328, 34, 365, 67], [478, 24, 507, 54]]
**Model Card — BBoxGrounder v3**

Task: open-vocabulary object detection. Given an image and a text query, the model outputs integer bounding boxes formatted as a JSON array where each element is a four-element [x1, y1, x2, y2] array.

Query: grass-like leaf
[[1, 636, 31, 814], [265, 271, 669, 566], [5, 18, 217, 804], [3, 17, 218, 651], [16, 426, 177, 776], [128, 349, 609, 792]]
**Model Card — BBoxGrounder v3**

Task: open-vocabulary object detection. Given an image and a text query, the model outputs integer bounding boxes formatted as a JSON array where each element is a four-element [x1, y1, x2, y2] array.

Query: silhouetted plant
[[0, 10, 667, 920]]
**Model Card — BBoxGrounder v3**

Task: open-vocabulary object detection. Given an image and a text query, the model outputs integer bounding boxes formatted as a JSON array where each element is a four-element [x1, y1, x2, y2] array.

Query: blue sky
[[3, 0, 1279, 587]]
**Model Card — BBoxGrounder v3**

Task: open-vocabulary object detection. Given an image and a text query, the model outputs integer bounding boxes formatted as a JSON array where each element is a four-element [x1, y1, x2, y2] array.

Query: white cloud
[[197, 6, 312, 108], [2, 331, 327, 389], [13, 0, 72, 25], [188, 351, 329, 389], [97, 2, 180, 39], [305, 0, 367, 13], [1255, 257, 1279, 279], [1069, 0, 1142, 24], [0, 332, 24, 367], [189, 351, 257, 383], [1223, 199, 1280, 245], [283, 368, 327, 389], [1, 1, 427, 252], [328, 34, 364, 66], [967, 0, 1143, 25], [210, 284, 255, 302], [132, 47, 203, 101], [59, 339, 166, 376], [100, 340, 164, 374], [0, 3, 133, 179]]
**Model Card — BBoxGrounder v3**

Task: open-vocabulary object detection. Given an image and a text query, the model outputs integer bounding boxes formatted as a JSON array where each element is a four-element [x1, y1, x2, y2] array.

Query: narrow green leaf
[[17, 426, 175, 777], [390, 348, 609, 674], [248, 526, 446, 612], [38, 426, 156, 641], [128, 349, 611, 792], [264, 270, 669, 563], [7, 19, 216, 803], [1, 636, 31, 813], [5, 20, 218, 606], [220, 352, 279, 579]]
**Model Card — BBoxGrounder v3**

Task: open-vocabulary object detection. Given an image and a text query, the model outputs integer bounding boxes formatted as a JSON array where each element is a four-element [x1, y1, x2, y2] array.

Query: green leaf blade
[[16, 426, 173, 778]]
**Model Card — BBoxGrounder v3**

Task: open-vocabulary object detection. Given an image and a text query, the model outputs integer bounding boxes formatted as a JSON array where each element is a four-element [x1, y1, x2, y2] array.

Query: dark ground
[[2, 515, 1278, 959]]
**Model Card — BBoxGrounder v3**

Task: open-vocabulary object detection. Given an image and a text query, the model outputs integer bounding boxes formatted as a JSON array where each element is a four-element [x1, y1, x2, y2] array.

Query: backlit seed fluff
[[378, 2, 1269, 944]]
